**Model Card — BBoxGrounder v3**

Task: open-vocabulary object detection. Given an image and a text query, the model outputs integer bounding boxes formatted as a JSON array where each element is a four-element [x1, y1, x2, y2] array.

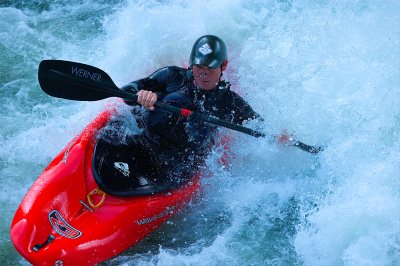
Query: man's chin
[[195, 81, 214, 90]]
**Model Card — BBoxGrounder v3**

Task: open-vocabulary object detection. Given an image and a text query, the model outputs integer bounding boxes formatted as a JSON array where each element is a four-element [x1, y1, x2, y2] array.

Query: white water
[[0, 0, 399, 265]]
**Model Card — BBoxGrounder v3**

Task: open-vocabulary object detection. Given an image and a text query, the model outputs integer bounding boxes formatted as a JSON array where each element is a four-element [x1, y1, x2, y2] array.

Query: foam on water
[[1, 0, 399, 265]]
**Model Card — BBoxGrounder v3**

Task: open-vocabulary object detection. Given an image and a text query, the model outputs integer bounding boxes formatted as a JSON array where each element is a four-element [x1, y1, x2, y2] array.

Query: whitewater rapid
[[0, 1, 399, 265]]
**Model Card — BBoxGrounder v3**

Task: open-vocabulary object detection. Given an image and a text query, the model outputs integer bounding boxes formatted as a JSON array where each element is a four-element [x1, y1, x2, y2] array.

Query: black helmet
[[189, 35, 227, 68]]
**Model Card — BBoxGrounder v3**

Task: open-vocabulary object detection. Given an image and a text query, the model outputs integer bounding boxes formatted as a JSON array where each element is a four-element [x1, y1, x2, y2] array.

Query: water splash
[[1, 0, 399, 265]]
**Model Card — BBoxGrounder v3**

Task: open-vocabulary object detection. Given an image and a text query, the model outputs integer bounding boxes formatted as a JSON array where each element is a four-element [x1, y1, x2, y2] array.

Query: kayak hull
[[10, 109, 202, 265]]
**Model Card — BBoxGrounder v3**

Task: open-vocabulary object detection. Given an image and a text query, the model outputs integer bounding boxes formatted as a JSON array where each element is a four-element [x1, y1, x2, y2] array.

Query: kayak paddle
[[38, 59, 323, 154]]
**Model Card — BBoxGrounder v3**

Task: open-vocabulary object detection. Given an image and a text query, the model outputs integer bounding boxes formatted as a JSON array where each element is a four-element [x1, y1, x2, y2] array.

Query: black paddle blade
[[38, 60, 135, 101]]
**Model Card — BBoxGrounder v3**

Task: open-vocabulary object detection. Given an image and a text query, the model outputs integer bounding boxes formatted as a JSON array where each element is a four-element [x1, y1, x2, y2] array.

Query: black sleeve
[[120, 66, 187, 105], [230, 92, 261, 125]]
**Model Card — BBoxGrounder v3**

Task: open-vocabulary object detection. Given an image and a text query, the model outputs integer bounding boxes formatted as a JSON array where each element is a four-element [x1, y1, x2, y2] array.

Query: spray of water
[[0, 0, 399, 265]]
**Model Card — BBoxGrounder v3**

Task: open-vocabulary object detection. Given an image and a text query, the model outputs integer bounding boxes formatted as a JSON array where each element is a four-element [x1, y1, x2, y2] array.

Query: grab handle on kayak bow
[[32, 234, 55, 252]]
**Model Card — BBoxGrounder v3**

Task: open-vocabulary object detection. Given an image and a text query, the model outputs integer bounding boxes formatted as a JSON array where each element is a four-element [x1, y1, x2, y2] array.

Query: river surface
[[0, 0, 399, 265]]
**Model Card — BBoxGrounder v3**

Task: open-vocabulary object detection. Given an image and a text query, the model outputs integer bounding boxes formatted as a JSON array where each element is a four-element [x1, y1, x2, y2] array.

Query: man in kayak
[[119, 35, 260, 184]]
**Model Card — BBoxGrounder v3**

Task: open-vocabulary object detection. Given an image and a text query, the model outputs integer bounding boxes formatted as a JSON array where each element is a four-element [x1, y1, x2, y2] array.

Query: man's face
[[192, 61, 227, 91]]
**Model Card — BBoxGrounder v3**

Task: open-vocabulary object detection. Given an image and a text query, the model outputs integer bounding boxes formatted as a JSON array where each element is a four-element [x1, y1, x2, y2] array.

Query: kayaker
[[119, 35, 261, 182]]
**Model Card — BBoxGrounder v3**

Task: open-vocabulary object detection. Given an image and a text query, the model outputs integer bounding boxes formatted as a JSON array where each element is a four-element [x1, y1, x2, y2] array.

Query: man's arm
[[121, 66, 187, 108], [230, 92, 261, 125]]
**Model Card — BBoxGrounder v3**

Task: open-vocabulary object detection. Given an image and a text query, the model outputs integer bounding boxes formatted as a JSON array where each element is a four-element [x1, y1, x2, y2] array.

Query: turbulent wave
[[1, 0, 399, 265]]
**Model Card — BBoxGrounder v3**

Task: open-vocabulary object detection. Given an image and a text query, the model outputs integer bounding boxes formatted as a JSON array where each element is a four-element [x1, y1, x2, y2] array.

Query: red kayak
[[10, 108, 215, 265]]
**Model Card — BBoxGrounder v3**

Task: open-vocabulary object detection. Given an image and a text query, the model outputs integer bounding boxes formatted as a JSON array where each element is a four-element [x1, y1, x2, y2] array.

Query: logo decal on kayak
[[136, 203, 179, 225], [62, 143, 72, 163], [114, 162, 130, 177], [62, 137, 77, 164], [198, 43, 212, 55], [49, 210, 82, 239]]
